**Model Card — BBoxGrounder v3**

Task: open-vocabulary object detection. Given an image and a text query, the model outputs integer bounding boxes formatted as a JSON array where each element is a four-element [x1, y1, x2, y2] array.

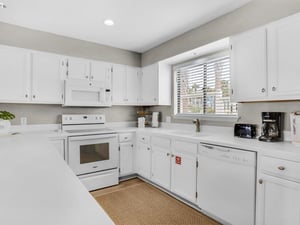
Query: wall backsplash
[[0, 104, 137, 125], [149, 101, 300, 132]]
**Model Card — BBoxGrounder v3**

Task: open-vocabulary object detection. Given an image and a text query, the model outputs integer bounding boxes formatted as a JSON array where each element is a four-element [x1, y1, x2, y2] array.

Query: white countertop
[[0, 133, 115, 225]]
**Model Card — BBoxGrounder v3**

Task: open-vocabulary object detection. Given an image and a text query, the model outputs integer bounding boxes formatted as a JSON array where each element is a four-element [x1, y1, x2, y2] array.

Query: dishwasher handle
[[201, 144, 230, 152]]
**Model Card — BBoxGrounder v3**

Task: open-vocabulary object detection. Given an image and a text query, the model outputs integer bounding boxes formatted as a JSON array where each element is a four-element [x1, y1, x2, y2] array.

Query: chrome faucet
[[193, 119, 200, 132]]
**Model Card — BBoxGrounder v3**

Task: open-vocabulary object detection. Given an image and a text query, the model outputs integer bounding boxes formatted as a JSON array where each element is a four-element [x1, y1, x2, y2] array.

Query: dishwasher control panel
[[199, 143, 256, 166]]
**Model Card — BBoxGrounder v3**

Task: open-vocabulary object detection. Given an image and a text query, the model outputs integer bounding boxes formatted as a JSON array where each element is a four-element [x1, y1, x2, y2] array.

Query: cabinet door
[[119, 142, 134, 176], [50, 139, 65, 159], [67, 57, 90, 80], [151, 146, 171, 190], [171, 151, 197, 203], [230, 27, 267, 102], [141, 64, 158, 105], [136, 142, 151, 179], [90, 60, 112, 88], [267, 13, 300, 99], [31, 52, 64, 103], [126, 66, 140, 104], [256, 174, 300, 225], [112, 64, 126, 104], [0, 45, 30, 102]]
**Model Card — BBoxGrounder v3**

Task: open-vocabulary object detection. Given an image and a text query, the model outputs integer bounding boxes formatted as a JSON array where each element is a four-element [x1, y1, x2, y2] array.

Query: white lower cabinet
[[49, 138, 65, 160], [256, 155, 300, 225], [171, 148, 197, 203], [119, 133, 135, 177], [136, 134, 151, 179], [151, 136, 171, 189]]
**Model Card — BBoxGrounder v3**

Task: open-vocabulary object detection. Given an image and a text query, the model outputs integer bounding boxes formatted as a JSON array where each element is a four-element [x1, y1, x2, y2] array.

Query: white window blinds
[[175, 55, 237, 116]]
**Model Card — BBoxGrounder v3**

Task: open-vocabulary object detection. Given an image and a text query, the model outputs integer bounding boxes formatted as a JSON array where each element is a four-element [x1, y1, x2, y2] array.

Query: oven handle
[[68, 133, 117, 141]]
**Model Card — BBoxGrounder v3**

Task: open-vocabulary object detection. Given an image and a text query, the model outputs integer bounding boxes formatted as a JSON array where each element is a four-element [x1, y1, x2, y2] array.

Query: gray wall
[[0, 22, 141, 124], [0, 103, 137, 125], [142, 0, 300, 66], [146, 0, 300, 131], [0, 22, 141, 66]]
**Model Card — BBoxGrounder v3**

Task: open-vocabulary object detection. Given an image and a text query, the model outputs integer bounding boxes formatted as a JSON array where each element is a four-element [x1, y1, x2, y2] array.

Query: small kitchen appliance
[[259, 112, 283, 142], [234, 124, 256, 139], [290, 111, 300, 145]]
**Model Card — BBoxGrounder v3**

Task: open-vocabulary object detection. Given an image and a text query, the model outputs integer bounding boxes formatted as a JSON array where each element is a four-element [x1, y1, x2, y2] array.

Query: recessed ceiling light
[[104, 19, 114, 26], [0, 2, 7, 8]]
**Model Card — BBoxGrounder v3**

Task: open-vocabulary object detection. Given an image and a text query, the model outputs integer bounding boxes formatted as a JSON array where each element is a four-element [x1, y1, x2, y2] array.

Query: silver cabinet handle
[[171, 154, 174, 157], [261, 88, 266, 93], [258, 179, 263, 184], [278, 166, 285, 171], [32, 95, 36, 98], [147, 147, 150, 151], [167, 153, 170, 156], [25, 94, 28, 98], [272, 86, 276, 91]]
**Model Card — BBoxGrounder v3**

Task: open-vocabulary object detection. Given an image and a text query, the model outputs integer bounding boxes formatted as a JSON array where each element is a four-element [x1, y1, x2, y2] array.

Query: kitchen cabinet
[[171, 140, 198, 203], [90, 60, 112, 86], [256, 155, 300, 225], [31, 51, 65, 104], [112, 64, 140, 105], [151, 136, 171, 189], [49, 138, 66, 160], [65, 57, 90, 80], [141, 63, 171, 106], [267, 13, 300, 100], [119, 133, 135, 176], [0, 45, 31, 103], [230, 27, 267, 102], [136, 134, 151, 179], [0, 45, 64, 104], [231, 12, 300, 102]]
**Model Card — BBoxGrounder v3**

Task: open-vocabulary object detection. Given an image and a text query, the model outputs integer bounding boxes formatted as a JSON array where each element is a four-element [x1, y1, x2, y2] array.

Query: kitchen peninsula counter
[[0, 133, 115, 225]]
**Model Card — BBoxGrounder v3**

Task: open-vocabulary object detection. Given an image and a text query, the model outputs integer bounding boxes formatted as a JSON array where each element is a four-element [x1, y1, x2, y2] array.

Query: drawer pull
[[258, 179, 263, 184], [167, 153, 170, 156], [278, 166, 285, 171]]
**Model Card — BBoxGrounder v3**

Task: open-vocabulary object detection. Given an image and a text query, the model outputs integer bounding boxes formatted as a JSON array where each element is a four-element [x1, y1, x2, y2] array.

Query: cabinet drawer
[[152, 136, 171, 148], [138, 134, 150, 144], [260, 156, 300, 181], [173, 140, 198, 155], [119, 133, 133, 142]]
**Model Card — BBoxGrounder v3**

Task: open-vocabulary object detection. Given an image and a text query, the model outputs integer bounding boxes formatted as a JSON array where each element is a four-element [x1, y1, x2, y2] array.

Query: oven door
[[68, 134, 118, 175]]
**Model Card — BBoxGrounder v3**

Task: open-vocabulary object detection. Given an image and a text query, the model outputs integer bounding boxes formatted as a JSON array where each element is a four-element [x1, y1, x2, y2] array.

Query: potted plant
[[0, 111, 15, 134]]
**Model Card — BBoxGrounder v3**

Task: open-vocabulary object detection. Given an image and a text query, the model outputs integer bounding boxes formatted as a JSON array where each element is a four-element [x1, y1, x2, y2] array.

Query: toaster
[[234, 124, 256, 139]]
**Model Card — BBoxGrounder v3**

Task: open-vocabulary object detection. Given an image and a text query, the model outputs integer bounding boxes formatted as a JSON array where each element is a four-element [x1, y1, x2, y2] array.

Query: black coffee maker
[[259, 112, 283, 142]]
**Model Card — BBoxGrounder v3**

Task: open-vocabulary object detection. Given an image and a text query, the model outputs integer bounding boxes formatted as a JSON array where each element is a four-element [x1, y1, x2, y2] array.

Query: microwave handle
[[68, 133, 117, 141]]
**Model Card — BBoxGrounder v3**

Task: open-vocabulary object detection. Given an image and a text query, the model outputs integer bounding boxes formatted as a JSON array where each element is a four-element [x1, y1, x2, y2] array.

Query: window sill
[[173, 114, 239, 122]]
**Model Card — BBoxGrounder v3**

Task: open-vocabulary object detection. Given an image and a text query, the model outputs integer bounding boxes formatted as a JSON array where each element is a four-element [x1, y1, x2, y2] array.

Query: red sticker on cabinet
[[175, 156, 181, 165]]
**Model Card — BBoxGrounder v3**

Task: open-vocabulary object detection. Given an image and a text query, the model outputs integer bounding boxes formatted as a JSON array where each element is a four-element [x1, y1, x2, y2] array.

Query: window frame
[[173, 51, 238, 121]]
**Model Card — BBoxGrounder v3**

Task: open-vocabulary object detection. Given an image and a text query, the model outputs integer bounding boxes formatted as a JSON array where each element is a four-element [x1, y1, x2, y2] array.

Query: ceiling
[[0, 0, 251, 53]]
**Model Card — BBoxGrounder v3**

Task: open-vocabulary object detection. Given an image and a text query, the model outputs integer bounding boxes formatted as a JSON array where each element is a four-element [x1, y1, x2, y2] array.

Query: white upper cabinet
[[66, 57, 90, 80], [267, 13, 300, 100], [112, 64, 140, 105], [231, 12, 300, 102], [230, 27, 267, 102], [141, 62, 171, 106], [141, 64, 158, 105], [90, 60, 112, 87], [0, 45, 31, 103], [31, 51, 64, 104]]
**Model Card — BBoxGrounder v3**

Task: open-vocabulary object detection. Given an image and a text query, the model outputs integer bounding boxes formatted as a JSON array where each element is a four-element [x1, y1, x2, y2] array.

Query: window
[[174, 53, 237, 117]]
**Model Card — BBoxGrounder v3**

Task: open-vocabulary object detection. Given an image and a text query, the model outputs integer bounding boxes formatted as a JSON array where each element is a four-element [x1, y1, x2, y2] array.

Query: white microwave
[[63, 79, 112, 107]]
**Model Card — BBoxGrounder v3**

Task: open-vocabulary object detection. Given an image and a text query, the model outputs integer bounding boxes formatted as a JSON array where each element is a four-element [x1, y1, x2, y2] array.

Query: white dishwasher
[[197, 143, 256, 225]]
